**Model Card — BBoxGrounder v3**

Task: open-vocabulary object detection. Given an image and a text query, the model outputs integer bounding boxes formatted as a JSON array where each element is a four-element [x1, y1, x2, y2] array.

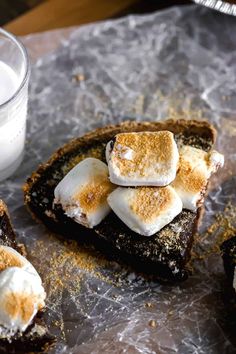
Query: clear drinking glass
[[0, 28, 30, 182]]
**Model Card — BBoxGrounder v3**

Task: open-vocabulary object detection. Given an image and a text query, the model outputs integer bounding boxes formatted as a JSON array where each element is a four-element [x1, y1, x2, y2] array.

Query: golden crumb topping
[[74, 175, 115, 213], [129, 186, 175, 222], [0, 247, 25, 272], [112, 131, 177, 177]]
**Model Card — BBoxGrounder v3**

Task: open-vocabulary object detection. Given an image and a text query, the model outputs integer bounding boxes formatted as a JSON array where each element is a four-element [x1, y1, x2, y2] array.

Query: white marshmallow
[[107, 186, 182, 236], [209, 150, 225, 172], [0, 246, 46, 338], [54, 158, 115, 228], [172, 145, 224, 211], [106, 131, 179, 186]]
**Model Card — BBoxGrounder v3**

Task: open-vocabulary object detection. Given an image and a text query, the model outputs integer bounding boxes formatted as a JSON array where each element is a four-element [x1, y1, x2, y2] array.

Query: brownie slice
[[221, 236, 236, 289], [24, 119, 216, 282], [0, 200, 55, 353], [0, 201, 18, 249]]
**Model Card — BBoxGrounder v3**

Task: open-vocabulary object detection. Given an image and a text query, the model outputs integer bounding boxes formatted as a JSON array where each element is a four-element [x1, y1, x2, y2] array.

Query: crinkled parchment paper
[[1, 5, 236, 353]]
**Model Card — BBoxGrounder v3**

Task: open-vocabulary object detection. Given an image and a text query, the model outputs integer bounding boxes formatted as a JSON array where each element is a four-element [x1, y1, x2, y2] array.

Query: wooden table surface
[[4, 0, 190, 36]]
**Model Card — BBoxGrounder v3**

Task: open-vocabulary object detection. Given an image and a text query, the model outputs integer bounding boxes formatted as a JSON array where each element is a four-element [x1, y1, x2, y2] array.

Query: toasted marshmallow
[[107, 186, 182, 236], [106, 131, 179, 186], [0, 268, 45, 337], [54, 158, 115, 228], [0, 246, 46, 338], [172, 145, 224, 211], [0, 246, 40, 279]]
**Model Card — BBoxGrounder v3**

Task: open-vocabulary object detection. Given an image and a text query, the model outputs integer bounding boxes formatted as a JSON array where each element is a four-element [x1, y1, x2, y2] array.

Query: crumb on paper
[[30, 235, 122, 339], [145, 302, 154, 308], [148, 319, 157, 328], [30, 235, 120, 304], [72, 73, 85, 82], [221, 95, 230, 101], [192, 202, 236, 263], [130, 90, 205, 121]]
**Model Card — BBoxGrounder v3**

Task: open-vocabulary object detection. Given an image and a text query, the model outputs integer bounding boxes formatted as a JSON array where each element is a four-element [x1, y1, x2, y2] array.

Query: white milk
[[0, 61, 28, 181], [0, 61, 19, 105]]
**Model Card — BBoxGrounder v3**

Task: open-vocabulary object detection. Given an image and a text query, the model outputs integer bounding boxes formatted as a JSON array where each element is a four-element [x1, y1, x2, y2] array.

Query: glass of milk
[[0, 28, 30, 182]]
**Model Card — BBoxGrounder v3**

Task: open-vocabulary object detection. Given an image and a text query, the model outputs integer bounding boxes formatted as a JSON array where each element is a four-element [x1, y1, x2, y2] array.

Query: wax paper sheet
[[1, 5, 236, 354]]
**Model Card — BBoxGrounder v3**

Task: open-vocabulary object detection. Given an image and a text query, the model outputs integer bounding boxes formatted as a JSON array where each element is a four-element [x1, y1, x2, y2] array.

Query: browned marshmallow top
[[107, 186, 182, 236], [74, 175, 114, 213], [174, 147, 208, 194], [106, 131, 179, 186], [54, 158, 115, 228], [130, 186, 178, 223], [0, 247, 25, 272], [172, 145, 224, 210]]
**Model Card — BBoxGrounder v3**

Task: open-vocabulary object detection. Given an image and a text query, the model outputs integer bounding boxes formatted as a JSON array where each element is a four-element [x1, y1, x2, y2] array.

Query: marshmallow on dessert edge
[[106, 131, 179, 187], [172, 145, 224, 211], [54, 157, 115, 228], [0, 245, 41, 280], [0, 246, 46, 338], [107, 186, 182, 236]]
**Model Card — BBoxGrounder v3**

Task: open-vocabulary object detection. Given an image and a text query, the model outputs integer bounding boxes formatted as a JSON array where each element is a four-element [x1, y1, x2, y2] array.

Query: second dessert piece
[[0, 200, 54, 353]]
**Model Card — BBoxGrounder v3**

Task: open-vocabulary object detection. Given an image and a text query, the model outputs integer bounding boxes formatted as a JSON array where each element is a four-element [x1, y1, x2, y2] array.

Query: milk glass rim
[[0, 28, 30, 110]]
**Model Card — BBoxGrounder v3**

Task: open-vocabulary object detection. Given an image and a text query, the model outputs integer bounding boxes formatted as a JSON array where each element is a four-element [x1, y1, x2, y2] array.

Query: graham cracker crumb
[[148, 319, 157, 328], [31, 235, 117, 302], [73, 74, 85, 82], [145, 302, 154, 308], [193, 202, 236, 261], [30, 235, 119, 338]]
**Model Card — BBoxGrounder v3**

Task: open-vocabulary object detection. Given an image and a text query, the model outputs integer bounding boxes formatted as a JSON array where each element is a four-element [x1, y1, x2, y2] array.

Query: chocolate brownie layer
[[221, 236, 236, 285]]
